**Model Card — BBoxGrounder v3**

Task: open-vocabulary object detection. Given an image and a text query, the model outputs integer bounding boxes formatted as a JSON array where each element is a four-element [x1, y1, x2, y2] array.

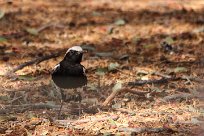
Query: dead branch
[[54, 115, 118, 126], [4, 103, 60, 109], [102, 90, 120, 106], [128, 78, 171, 86], [128, 71, 203, 87], [0, 102, 101, 115], [118, 127, 173, 134], [102, 88, 149, 106], [163, 93, 194, 102], [0, 103, 60, 114], [7, 50, 64, 74], [10, 95, 23, 104], [2, 22, 65, 39], [153, 72, 204, 83]]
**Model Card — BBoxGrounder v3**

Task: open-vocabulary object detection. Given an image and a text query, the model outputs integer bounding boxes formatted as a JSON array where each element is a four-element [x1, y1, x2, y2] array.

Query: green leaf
[[108, 62, 119, 71], [92, 11, 102, 16], [109, 118, 116, 125], [132, 36, 140, 45], [25, 28, 39, 36], [114, 19, 126, 26], [107, 26, 114, 34], [95, 52, 113, 57], [164, 36, 174, 44], [17, 75, 36, 81], [95, 68, 108, 76], [0, 10, 5, 19], [112, 81, 122, 92], [143, 44, 155, 49], [174, 67, 188, 73], [0, 36, 7, 42]]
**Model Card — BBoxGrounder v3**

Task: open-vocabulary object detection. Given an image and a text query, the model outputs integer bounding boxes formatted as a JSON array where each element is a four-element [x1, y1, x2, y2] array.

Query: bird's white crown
[[66, 46, 83, 54]]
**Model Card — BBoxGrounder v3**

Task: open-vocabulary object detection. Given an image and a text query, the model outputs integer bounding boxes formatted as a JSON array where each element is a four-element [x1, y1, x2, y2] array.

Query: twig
[[128, 78, 171, 86], [2, 22, 65, 39], [162, 93, 194, 102], [0, 103, 60, 114], [102, 88, 149, 106], [35, 22, 65, 33], [118, 127, 173, 134], [54, 115, 118, 126], [7, 50, 64, 74], [10, 95, 23, 104], [153, 71, 172, 78], [4, 103, 60, 109], [153, 72, 204, 83]]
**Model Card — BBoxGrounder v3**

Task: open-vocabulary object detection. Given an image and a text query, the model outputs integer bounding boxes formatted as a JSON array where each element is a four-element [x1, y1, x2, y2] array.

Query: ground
[[0, 0, 204, 135]]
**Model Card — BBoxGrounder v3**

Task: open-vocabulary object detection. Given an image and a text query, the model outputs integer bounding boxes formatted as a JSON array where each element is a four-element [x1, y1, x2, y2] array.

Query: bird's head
[[64, 46, 84, 63]]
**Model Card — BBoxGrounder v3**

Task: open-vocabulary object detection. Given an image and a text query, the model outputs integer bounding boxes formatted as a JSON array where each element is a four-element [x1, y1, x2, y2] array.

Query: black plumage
[[51, 46, 87, 102]]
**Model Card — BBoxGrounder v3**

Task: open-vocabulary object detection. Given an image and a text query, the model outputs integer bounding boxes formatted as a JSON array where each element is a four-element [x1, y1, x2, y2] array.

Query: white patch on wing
[[66, 46, 83, 54], [53, 64, 60, 71], [83, 67, 86, 75]]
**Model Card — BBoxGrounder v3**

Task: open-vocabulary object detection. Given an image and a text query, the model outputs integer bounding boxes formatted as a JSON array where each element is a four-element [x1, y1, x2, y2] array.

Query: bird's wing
[[52, 64, 60, 74]]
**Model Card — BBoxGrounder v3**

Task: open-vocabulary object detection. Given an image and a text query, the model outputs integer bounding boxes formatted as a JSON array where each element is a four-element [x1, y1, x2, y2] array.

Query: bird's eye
[[69, 50, 74, 54]]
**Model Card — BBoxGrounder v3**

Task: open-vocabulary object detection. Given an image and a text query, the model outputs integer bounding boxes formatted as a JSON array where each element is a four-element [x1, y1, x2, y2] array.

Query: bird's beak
[[82, 50, 88, 53]]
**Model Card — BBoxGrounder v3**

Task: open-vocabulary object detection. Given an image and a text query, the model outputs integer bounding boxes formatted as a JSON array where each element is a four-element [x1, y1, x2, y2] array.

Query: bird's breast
[[52, 75, 87, 89]]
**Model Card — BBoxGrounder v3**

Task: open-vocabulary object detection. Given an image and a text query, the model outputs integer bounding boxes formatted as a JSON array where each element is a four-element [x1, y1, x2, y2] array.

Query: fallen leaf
[[164, 36, 174, 44], [114, 19, 126, 26], [25, 28, 39, 36], [95, 68, 108, 76], [108, 62, 119, 71], [92, 11, 102, 16], [112, 81, 122, 92], [0, 36, 7, 42], [174, 67, 188, 73], [0, 10, 5, 19]]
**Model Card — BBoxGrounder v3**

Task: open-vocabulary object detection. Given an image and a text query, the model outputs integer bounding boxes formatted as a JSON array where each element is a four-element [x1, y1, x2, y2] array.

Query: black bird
[[51, 46, 87, 116]]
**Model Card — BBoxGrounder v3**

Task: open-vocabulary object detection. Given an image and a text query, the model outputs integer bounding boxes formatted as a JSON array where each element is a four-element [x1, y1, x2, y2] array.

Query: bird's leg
[[58, 89, 65, 119], [74, 88, 82, 116], [58, 99, 63, 119]]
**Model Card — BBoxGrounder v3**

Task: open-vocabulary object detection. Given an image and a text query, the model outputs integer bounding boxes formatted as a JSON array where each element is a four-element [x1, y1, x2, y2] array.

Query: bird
[[51, 46, 87, 117]]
